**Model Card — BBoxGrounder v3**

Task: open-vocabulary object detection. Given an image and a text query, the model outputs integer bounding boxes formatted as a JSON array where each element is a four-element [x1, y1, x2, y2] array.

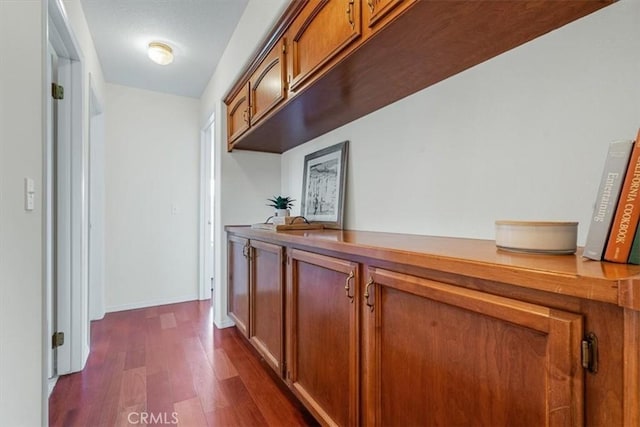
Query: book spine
[[604, 130, 640, 262], [583, 140, 634, 260], [628, 226, 640, 264]]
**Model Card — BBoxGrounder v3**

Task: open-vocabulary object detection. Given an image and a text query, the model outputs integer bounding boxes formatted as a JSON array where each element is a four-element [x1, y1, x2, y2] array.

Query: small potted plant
[[267, 196, 295, 217]]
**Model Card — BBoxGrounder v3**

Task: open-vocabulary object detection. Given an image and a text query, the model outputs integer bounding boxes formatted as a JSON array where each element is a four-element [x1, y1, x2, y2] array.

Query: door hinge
[[52, 331, 65, 349], [51, 83, 64, 100], [581, 332, 598, 373]]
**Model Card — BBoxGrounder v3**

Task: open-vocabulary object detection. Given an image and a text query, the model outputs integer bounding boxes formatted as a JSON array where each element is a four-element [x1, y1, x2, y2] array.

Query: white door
[[46, 44, 58, 381], [48, 0, 89, 376]]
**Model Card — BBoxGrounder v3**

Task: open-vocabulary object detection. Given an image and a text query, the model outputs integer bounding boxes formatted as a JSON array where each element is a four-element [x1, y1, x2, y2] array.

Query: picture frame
[[301, 141, 348, 229]]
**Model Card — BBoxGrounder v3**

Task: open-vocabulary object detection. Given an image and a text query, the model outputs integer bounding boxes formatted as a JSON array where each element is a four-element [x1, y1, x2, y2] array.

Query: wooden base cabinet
[[228, 236, 285, 377], [361, 267, 585, 427], [286, 249, 360, 426], [249, 240, 285, 376], [226, 226, 640, 427], [227, 235, 250, 338]]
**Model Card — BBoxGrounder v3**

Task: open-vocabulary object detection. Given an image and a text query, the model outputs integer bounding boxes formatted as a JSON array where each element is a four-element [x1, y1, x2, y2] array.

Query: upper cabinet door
[[250, 40, 287, 126], [289, 0, 361, 92], [364, 0, 415, 34], [226, 82, 250, 149]]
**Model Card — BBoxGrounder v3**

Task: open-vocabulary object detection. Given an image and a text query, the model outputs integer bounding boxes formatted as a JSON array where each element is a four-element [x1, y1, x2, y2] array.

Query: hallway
[[49, 300, 316, 426]]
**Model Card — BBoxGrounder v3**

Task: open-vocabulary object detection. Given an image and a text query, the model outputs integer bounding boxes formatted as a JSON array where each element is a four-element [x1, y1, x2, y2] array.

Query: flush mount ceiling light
[[147, 42, 174, 65]]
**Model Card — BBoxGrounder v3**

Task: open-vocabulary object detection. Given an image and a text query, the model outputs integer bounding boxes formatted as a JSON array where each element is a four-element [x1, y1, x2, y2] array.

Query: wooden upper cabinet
[[361, 267, 585, 427], [226, 82, 250, 148], [288, 0, 361, 92], [249, 40, 287, 126], [227, 235, 250, 338], [249, 240, 284, 377], [362, 0, 415, 36]]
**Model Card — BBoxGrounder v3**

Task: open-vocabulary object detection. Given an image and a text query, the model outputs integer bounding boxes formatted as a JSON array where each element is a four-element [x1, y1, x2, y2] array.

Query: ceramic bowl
[[495, 220, 578, 254]]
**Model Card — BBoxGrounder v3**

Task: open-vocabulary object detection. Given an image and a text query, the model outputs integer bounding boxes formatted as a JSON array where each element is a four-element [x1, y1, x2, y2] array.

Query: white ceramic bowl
[[495, 220, 578, 254]]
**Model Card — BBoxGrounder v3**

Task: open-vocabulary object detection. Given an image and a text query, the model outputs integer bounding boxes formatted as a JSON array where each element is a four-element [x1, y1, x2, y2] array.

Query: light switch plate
[[25, 178, 35, 211]]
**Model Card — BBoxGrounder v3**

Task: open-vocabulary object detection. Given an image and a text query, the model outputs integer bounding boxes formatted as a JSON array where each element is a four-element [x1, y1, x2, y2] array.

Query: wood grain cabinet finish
[[361, 267, 584, 427], [249, 40, 287, 126], [223, 1, 612, 153], [226, 82, 250, 148], [227, 235, 250, 338], [249, 240, 285, 376], [226, 226, 640, 426], [363, 0, 415, 34], [288, 0, 361, 92], [286, 249, 359, 426]]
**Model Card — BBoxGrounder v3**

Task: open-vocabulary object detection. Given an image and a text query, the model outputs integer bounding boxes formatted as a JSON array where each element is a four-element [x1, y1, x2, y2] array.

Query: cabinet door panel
[[288, 249, 359, 426], [250, 240, 284, 375], [365, 0, 413, 29], [289, 0, 361, 92], [250, 41, 286, 125], [227, 236, 250, 337], [362, 267, 584, 427], [226, 82, 250, 147]]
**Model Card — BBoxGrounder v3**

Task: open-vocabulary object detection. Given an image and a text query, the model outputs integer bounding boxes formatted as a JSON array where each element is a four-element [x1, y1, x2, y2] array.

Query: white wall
[[0, 1, 46, 425], [200, 0, 287, 328], [282, 0, 640, 246], [105, 83, 200, 311]]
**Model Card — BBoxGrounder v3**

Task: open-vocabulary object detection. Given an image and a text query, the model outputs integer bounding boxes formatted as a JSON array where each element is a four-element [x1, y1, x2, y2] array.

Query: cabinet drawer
[[288, 0, 361, 92]]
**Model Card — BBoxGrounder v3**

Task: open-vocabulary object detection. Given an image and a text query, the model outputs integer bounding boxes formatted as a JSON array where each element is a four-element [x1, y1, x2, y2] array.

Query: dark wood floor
[[49, 300, 316, 426]]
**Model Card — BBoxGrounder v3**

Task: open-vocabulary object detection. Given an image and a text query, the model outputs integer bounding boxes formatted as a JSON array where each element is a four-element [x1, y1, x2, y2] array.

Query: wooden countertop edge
[[226, 226, 640, 309]]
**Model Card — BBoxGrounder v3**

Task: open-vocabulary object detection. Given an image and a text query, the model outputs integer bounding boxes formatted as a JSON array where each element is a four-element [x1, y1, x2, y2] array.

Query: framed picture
[[301, 141, 348, 229]]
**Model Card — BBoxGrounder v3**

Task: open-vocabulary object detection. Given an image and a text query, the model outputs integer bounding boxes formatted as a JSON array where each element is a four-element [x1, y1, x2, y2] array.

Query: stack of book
[[584, 129, 640, 264]]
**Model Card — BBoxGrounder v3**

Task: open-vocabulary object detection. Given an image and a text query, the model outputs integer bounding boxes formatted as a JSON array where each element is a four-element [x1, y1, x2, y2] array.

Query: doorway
[[200, 115, 215, 301]]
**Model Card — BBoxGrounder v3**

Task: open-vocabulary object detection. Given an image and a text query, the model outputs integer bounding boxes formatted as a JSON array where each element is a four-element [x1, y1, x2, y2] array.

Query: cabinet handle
[[367, 0, 374, 13], [344, 270, 355, 303], [346, 0, 355, 29], [242, 244, 251, 259], [242, 109, 250, 124], [364, 277, 374, 311]]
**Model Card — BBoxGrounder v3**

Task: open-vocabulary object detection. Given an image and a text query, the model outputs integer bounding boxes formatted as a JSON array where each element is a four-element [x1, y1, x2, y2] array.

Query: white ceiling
[[80, 0, 249, 98]]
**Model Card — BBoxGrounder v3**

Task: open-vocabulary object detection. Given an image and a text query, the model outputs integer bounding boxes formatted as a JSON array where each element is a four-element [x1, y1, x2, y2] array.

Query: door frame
[[199, 113, 215, 301], [88, 73, 105, 321]]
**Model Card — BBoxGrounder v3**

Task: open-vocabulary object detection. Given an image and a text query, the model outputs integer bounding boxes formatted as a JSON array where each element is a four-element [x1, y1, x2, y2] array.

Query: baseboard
[[214, 317, 236, 329], [48, 376, 58, 397], [106, 294, 199, 313]]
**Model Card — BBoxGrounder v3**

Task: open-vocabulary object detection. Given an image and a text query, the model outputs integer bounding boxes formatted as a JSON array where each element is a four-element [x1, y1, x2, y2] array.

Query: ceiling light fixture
[[148, 42, 174, 65]]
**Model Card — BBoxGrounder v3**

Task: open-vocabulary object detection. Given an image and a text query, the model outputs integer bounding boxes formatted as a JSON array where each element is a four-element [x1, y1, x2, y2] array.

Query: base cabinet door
[[287, 249, 359, 426], [250, 240, 284, 376], [228, 235, 250, 337], [362, 267, 585, 427]]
